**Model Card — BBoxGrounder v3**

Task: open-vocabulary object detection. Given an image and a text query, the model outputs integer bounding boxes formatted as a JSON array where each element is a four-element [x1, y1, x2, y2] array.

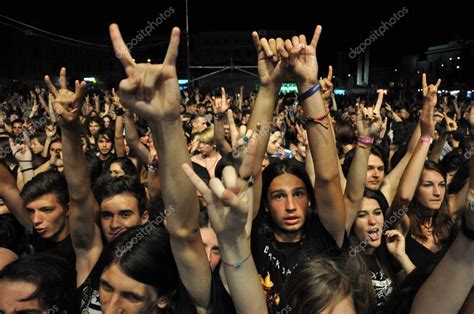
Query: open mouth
[[368, 228, 380, 241]]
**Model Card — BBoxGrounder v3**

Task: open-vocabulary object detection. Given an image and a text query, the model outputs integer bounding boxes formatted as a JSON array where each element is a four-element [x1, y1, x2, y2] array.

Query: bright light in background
[[441, 64, 445, 67], [147, 59, 151, 63], [280, 83, 298, 94], [457, 56, 461, 60], [334, 89, 346, 96], [394, 69, 398, 72], [178, 79, 189, 85], [449, 57, 453, 61], [83, 77, 96, 84], [347, 74, 351, 77], [456, 65, 460, 69]]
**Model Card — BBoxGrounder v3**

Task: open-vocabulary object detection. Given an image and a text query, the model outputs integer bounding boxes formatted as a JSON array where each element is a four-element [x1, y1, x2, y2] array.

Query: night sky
[[1, 1, 473, 67]]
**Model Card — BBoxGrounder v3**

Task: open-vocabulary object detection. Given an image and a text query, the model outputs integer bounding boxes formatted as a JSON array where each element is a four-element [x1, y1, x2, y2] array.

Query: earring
[[308, 201, 311, 207]]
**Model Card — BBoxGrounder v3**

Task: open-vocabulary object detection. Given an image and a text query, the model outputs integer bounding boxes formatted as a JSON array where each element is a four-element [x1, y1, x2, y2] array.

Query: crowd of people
[[0, 23, 473, 314]]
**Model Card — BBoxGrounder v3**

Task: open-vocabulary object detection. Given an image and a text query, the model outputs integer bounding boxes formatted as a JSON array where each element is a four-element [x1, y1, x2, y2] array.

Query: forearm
[[220, 234, 268, 314], [41, 137, 52, 158], [301, 86, 345, 245], [396, 141, 430, 202], [114, 115, 126, 157], [344, 146, 371, 230], [151, 119, 200, 236], [394, 253, 416, 275], [410, 233, 474, 313], [248, 86, 279, 176], [124, 113, 150, 163], [214, 119, 232, 155], [429, 132, 448, 162], [61, 124, 93, 200]]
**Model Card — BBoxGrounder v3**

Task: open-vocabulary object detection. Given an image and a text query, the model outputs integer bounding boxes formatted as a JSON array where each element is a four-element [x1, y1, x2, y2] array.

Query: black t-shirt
[[31, 233, 76, 269], [251, 213, 344, 312], [365, 254, 394, 308]]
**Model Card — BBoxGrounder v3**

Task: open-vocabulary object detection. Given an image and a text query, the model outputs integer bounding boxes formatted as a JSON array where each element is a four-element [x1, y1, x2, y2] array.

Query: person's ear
[[141, 210, 149, 224], [156, 294, 171, 309]]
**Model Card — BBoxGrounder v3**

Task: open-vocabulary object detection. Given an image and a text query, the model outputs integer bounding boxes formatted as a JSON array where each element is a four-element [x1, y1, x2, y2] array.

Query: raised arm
[[112, 88, 126, 157], [110, 24, 211, 308], [124, 112, 150, 163], [182, 136, 267, 314], [288, 26, 345, 246], [387, 75, 440, 233], [0, 163, 32, 232], [44, 68, 102, 285], [344, 92, 383, 231], [247, 32, 289, 216]]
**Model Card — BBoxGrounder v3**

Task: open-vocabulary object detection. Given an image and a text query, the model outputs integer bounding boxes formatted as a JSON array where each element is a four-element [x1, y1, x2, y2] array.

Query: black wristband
[[115, 107, 124, 116], [461, 216, 474, 240]]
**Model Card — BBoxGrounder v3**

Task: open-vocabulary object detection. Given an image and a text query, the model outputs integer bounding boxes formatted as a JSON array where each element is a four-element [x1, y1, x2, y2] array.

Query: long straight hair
[[409, 161, 453, 245]]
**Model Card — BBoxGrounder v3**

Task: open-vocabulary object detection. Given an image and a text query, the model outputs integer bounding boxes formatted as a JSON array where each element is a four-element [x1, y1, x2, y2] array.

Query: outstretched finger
[[59, 67, 67, 90], [374, 91, 384, 114], [164, 27, 180, 66], [327, 65, 333, 81], [44, 75, 59, 97], [109, 24, 136, 75], [422, 73, 427, 92], [251, 31, 261, 53], [181, 163, 211, 196], [310, 25, 322, 50], [434, 78, 442, 89]]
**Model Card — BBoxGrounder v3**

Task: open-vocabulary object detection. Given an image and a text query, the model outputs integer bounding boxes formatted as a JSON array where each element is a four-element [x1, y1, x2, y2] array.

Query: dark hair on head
[[20, 171, 69, 210], [85, 115, 102, 134], [199, 210, 210, 228], [439, 149, 465, 174], [215, 152, 243, 181], [93, 175, 147, 215], [31, 133, 47, 146], [335, 120, 356, 146], [283, 256, 360, 314], [342, 145, 388, 179], [135, 122, 149, 138], [348, 189, 396, 311], [109, 156, 138, 177], [0, 213, 26, 256], [0, 253, 74, 312], [448, 158, 469, 194], [11, 118, 22, 126], [97, 128, 115, 145], [257, 160, 315, 235], [410, 160, 452, 245], [105, 226, 179, 308]]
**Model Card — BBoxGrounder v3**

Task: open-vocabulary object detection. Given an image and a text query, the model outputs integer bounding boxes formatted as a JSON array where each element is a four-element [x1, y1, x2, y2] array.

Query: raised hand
[[385, 229, 407, 258], [356, 91, 384, 138], [44, 67, 87, 126], [109, 24, 181, 122], [443, 113, 458, 133], [181, 137, 257, 239], [286, 25, 322, 86], [319, 65, 334, 104], [252, 32, 289, 87], [421, 73, 441, 107], [212, 87, 231, 114], [227, 109, 253, 153]]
